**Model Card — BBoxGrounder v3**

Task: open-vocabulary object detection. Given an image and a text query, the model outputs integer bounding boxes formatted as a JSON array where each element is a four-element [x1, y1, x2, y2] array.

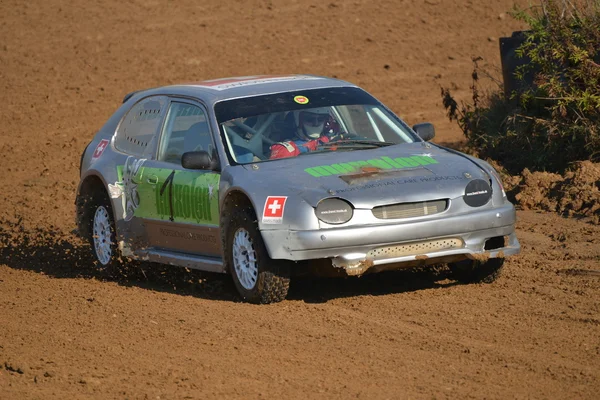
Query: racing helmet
[[295, 107, 331, 139]]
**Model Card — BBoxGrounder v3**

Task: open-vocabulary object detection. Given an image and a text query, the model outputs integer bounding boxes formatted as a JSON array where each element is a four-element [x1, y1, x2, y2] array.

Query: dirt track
[[1, 0, 599, 398]]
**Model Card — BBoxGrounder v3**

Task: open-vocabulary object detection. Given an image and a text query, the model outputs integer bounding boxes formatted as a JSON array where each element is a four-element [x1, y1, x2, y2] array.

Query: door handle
[[146, 175, 159, 185]]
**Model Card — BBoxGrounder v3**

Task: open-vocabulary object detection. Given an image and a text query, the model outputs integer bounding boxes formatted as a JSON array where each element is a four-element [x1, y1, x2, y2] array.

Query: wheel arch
[[220, 188, 256, 230], [75, 173, 112, 238]]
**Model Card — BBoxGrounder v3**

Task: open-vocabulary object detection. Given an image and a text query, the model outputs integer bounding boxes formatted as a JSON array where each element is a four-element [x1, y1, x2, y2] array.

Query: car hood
[[242, 143, 491, 208]]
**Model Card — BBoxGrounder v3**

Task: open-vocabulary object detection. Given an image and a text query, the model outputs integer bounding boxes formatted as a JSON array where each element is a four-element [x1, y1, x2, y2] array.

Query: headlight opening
[[489, 168, 506, 197]]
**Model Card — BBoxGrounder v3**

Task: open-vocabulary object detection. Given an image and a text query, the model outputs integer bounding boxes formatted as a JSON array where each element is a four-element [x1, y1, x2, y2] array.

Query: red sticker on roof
[[199, 76, 281, 86], [193, 75, 321, 91], [262, 196, 288, 224], [92, 139, 109, 160]]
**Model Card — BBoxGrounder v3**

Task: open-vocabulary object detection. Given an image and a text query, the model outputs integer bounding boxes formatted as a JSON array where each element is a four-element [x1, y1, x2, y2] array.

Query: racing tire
[[85, 190, 123, 278], [449, 258, 504, 284], [225, 207, 290, 304]]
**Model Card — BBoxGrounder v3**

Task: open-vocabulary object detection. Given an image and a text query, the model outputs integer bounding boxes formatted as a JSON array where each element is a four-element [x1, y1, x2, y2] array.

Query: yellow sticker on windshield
[[294, 95, 309, 104]]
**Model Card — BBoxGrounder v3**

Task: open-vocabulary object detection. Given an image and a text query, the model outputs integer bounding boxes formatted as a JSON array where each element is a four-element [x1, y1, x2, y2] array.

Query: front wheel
[[448, 258, 504, 284], [225, 208, 290, 304]]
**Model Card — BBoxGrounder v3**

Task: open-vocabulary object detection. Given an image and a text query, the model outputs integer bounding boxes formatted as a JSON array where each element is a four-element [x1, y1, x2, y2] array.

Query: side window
[[336, 105, 374, 138], [336, 105, 412, 142], [369, 109, 407, 142], [115, 96, 168, 157], [158, 102, 214, 163]]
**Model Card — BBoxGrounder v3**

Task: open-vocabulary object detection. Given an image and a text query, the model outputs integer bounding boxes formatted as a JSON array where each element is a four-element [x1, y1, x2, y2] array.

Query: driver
[[269, 107, 340, 159]]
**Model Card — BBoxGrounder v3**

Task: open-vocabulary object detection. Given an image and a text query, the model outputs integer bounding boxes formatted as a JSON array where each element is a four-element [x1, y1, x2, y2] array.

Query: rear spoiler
[[123, 87, 157, 103], [122, 91, 139, 103]]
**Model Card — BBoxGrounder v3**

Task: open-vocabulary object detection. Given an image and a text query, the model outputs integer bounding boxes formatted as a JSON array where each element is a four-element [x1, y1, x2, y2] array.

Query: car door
[[135, 100, 222, 256]]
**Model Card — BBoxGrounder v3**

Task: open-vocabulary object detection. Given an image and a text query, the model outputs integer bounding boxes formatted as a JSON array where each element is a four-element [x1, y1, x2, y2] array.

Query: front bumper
[[261, 203, 520, 275]]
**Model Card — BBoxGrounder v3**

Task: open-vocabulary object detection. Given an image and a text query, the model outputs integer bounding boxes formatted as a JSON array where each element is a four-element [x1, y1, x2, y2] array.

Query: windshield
[[214, 87, 418, 164]]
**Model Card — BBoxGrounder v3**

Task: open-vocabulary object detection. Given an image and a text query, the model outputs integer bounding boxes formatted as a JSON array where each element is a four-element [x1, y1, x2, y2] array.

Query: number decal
[[160, 170, 176, 222]]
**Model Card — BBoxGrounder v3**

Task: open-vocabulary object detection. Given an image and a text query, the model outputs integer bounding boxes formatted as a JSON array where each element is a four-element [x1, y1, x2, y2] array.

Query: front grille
[[372, 199, 448, 219], [367, 238, 464, 259]]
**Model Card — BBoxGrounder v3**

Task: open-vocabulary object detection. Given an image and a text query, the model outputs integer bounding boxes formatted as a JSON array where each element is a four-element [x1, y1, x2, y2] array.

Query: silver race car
[[76, 75, 520, 303]]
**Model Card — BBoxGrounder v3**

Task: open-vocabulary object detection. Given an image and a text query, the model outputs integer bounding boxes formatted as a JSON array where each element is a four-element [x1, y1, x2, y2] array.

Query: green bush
[[442, 0, 600, 174]]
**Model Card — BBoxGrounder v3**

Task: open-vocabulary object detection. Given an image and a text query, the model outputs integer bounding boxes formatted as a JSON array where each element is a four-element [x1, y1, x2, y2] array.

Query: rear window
[[114, 96, 168, 157]]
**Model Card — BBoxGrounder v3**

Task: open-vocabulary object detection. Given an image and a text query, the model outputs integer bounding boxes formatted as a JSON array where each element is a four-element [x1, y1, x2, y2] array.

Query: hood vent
[[339, 167, 432, 185], [372, 199, 448, 219]]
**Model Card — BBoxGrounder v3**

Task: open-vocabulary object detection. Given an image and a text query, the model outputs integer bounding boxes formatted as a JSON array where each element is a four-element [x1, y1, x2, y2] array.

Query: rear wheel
[[86, 190, 122, 278], [449, 258, 504, 284], [225, 207, 290, 304]]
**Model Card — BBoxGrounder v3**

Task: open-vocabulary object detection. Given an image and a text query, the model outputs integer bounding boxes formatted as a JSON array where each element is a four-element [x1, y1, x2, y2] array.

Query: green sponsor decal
[[304, 155, 438, 177], [117, 162, 220, 226], [115, 158, 145, 221], [154, 172, 217, 224]]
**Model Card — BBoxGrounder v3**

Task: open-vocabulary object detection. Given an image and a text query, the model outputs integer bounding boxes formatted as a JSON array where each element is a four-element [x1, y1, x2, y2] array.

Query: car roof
[[127, 74, 359, 105]]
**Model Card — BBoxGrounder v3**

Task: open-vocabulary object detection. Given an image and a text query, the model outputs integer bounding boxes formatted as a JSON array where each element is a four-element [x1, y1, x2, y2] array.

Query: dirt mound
[[515, 161, 600, 223]]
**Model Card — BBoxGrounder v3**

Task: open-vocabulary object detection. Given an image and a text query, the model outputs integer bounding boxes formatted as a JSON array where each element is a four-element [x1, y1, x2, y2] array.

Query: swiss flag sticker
[[92, 139, 109, 160], [262, 196, 287, 224]]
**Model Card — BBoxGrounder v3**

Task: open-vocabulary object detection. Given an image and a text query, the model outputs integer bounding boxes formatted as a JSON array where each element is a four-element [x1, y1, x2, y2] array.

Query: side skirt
[[138, 248, 226, 274]]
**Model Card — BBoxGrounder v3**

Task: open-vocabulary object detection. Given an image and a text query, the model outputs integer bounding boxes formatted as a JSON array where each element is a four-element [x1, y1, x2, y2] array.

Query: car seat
[[268, 111, 297, 143]]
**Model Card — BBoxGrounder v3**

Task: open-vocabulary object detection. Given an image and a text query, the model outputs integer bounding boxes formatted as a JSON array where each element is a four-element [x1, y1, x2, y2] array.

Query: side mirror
[[412, 122, 435, 141], [181, 151, 215, 170]]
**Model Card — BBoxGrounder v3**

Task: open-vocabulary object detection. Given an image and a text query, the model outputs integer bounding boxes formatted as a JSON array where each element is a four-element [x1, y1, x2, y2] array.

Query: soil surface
[[1, 0, 599, 399]]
